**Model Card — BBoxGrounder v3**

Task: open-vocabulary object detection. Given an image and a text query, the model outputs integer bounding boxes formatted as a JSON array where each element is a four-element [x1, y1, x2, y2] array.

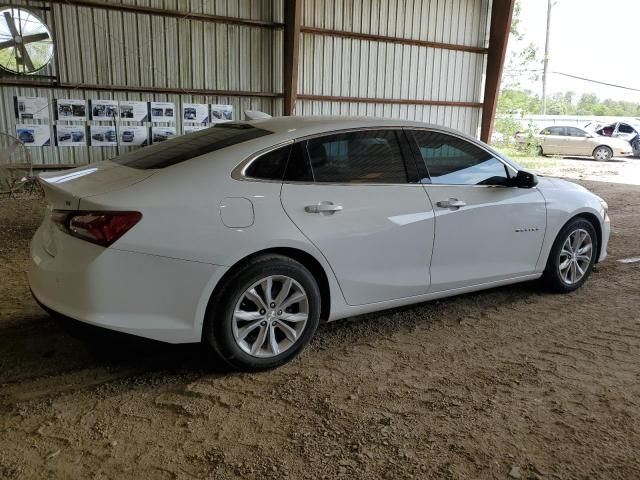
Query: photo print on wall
[[16, 124, 51, 146], [119, 126, 149, 146], [91, 99, 119, 120], [16, 96, 50, 121], [90, 125, 118, 146], [56, 99, 87, 121], [152, 126, 176, 143], [119, 101, 149, 122], [210, 104, 233, 123], [150, 102, 176, 122], [182, 103, 209, 124], [56, 125, 86, 146]]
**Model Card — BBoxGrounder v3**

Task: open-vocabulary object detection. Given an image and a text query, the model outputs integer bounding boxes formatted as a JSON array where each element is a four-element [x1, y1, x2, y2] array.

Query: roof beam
[[480, 0, 516, 143], [46, 0, 283, 29], [301, 27, 488, 55]]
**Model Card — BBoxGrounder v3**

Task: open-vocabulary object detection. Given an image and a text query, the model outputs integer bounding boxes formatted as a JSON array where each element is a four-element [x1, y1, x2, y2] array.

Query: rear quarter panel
[[78, 155, 349, 320]]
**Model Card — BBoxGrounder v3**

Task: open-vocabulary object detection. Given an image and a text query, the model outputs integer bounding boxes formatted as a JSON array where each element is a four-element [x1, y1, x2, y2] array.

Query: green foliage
[[497, 89, 640, 118], [498, 89, 541, 115]]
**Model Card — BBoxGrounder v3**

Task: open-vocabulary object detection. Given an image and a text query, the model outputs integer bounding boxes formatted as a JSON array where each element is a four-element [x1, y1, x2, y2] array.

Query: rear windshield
[[111, 123, 272, 169]]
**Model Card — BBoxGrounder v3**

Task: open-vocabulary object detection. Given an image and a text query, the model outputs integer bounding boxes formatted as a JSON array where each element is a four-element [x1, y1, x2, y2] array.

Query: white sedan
[[29, 117, 610, 371]]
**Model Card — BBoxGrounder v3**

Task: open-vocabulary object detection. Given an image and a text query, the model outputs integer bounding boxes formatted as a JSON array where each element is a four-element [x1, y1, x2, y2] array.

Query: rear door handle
[[436, 198, 466, 209], [304, 202, 343, 214]]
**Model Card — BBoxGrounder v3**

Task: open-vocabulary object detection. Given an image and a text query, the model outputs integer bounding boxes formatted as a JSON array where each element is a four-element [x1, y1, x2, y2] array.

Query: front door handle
[[305, 202, 343, 214], [436, 198, 467, 209]]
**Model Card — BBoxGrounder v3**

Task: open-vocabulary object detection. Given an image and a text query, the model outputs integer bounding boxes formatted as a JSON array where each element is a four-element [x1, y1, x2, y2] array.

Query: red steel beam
[[46, 0, 283, 29], [283, 0, 302, 115], [0, 78, 281, 98], [480, 0, 516, 143], [297, 94, 482, 109], [300, 26, 488, 55]]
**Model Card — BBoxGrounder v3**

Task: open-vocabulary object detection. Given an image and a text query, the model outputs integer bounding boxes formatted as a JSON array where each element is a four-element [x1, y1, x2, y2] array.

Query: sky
[[506, 0, 640, 103]]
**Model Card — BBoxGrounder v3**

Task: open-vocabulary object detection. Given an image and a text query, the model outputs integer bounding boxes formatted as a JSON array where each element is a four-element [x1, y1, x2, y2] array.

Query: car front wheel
[[204, 254, 321, 372], [593, 145, 613, 161], [542, 218, 598, 293]]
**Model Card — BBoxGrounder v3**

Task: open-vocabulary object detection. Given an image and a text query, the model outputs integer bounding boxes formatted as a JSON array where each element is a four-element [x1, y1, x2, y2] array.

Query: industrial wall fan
[[0, 7, 53, 74]]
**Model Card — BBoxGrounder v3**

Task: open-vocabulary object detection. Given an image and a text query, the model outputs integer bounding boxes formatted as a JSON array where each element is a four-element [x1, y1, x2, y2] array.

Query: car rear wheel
[[203, 254, 321, 372], [536, 145, 544, 156], [541, 218, 598, 293], [593, 145, 613, 161]]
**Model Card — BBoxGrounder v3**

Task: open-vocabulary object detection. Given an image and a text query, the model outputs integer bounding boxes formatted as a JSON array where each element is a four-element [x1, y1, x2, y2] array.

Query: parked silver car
[[516, 126, 632, 161]]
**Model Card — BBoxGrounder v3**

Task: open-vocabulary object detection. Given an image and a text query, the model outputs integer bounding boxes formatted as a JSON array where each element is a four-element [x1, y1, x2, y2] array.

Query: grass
[[493, 145, 556, 171]]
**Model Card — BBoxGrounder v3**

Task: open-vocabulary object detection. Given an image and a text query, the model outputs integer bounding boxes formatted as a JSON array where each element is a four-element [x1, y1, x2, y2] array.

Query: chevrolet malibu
[[29, 117, 610, 371]]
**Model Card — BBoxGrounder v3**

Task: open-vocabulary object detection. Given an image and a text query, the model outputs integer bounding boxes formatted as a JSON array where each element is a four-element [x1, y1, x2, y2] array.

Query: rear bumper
[[29, 225, 228, 343]]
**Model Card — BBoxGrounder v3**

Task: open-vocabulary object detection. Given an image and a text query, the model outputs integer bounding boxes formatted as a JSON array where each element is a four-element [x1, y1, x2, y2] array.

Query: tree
[[500, 0, 541, 91]]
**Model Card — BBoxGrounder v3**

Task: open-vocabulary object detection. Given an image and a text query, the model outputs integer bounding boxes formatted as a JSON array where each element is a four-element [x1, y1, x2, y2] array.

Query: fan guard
[[0, 7, 53, 74]]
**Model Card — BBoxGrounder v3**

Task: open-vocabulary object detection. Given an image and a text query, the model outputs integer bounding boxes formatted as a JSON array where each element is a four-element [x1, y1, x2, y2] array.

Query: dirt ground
[[516, 155, 640, 186], [1, 176, 639, 480]]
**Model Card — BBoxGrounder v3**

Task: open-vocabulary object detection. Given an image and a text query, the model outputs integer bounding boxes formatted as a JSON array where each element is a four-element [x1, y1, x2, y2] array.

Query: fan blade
[[21, 32, 50, 45], [3, 12, 35, 71], [0, 39, 17, 49]]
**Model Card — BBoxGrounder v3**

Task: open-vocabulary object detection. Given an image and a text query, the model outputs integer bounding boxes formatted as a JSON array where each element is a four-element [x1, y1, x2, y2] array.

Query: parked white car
[[29, 117, 610, 371], [515, 125, 632, 160]]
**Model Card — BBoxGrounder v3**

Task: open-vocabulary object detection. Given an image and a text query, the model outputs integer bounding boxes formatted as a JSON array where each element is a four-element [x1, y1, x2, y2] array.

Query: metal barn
[[0, 0, 514, 167]]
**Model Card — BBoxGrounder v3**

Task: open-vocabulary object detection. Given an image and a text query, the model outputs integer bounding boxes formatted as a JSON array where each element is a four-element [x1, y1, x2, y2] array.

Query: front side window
[[547, 127, 565, 136], [301, 130, 408, 184], [411, 130, 510, 186]]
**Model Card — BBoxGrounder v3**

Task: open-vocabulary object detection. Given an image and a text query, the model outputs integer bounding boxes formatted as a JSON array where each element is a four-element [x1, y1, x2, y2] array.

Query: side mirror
[[511, 170, 538, 188]]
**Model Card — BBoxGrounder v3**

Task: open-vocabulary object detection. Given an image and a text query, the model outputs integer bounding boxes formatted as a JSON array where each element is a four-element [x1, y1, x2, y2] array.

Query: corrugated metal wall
[[0, 0, 283, 165], [297, 0, 490, 136], [1, 0, 490, 166]]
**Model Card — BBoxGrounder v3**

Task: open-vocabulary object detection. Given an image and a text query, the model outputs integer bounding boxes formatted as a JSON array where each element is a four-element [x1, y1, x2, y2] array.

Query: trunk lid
[[39, 161, 156, 209]]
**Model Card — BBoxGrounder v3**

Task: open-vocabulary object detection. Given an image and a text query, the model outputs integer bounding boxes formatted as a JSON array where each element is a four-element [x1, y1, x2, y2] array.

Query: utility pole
[[541, 0, 552, 114]]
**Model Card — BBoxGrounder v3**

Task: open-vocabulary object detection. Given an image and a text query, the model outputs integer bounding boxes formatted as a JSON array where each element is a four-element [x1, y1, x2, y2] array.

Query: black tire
[[593, 145, 613, 162], [541, 217, 598, 293], [536, 145, 544, 156], [203, 254, 321, 372]]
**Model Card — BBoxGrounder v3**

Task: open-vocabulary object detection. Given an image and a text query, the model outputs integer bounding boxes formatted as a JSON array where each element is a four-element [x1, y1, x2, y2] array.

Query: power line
[[551, 72, 640, 93]]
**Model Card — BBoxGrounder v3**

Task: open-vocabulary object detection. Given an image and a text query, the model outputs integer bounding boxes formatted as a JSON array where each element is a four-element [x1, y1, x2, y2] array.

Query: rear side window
[[112, 123, 272, 169], [301, 130, 408, 184], [245, 145, 292, 180], [567, 127, 587, 137]]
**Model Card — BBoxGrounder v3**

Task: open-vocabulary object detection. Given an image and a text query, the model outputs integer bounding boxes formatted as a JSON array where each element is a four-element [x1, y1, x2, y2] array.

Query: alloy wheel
[[232, 275, 309, 358], [594, 147, 611, 161], [558, 228, 593, 285]]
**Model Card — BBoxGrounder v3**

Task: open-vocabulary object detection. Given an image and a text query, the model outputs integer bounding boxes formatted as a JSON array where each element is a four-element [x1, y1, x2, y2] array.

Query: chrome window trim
[[232, 126, 415, 186], [405, 126, 519, 178], [232, 125, 523, 188], [231, 140, 294, 183]]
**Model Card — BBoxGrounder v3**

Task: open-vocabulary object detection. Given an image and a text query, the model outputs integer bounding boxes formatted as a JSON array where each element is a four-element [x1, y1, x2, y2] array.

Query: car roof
[[246, 115, 468, 139]]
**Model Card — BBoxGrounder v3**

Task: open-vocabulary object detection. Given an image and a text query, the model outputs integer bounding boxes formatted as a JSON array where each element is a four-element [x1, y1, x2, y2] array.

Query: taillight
[[52, 210, 142, 247]]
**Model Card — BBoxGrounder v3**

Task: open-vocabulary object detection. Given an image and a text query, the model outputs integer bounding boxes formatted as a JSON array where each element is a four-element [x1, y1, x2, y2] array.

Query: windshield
[[111, 123, 273, 170]]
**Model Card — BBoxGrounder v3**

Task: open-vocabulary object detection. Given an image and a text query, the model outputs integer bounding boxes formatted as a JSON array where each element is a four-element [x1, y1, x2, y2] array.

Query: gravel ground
[[0, 178, 639, 480]]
